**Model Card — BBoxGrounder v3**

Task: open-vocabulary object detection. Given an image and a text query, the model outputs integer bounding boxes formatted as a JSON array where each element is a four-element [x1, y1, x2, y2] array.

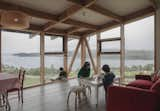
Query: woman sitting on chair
[[77, 61, 91, 78]]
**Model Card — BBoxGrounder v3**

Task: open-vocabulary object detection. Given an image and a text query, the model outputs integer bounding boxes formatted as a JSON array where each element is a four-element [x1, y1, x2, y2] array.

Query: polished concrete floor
[[9, 79, 106, 111]]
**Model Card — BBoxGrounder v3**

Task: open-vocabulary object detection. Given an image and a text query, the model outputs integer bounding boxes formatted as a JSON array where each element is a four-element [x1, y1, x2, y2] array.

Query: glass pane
[[68, 39, 80, 78], [101, 27, 120, 39], [101, 55, 120, 77], [45, 36, 63, 52], [86, 35, 97, 75], [125, 16, 154, 82], [101, 41, 120, 52], [44, 36, 64, 82], [2, 31, 40, 87], [45, 55, 63, 82]]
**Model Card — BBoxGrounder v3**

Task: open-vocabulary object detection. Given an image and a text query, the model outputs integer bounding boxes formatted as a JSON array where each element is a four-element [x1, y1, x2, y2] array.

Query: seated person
[[57, 67, 67, 80], [77, 61, 91, 78], [102, 64, 115, 93]]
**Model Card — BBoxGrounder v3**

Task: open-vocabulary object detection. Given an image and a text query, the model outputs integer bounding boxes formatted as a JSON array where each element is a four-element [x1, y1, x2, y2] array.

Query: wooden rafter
[[0, 1, 58, 21], [66, 27, 80, 34], [43, 0, 97, 31], [64, 19, 98, 29], [150, 0, 159, 9], [88, 5, 123, 22], [123, 6, 155, 22], [82, 6, 155, 37], [0, 1, 97, 31], [68, 0, 123, 22], [0, 23, 79, 37]]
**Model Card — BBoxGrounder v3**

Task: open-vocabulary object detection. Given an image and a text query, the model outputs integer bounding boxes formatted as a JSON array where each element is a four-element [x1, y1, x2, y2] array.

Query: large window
[[125, 16, 154, 81], [44, 36, 63, 82], [68, 39, 80, 78], [2, 31, 40, 87], [100, 28, 121, 77], [86, 35, 97, 75]]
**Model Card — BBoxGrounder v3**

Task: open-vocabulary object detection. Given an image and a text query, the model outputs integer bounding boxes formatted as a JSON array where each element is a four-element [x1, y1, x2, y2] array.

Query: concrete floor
[[9, 79, 106, 111]]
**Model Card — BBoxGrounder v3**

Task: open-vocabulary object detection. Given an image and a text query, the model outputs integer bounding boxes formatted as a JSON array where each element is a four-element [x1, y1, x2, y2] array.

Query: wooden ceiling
[[0, 0, 156, 37]]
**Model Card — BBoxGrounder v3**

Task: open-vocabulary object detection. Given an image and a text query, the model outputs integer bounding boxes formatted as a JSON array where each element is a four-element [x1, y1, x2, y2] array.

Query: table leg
[[95, 86, 99, 107]]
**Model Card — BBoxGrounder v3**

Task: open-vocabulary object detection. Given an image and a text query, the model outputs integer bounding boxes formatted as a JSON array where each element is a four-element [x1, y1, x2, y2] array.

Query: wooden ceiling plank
[[66, 27, 81, 34], [68, 0, 123, 22], [0, 1, 97, 31], [88, 4, 123, 22], [82, 6, 155, 37], [43, 0, 97, 31], [64, 19, 98, 30], [0, 1, 58, 21], [150, 0, 158, 9]]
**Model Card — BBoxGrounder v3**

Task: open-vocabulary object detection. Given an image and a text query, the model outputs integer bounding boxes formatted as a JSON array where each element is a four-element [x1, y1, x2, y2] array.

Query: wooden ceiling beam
[[43, 0, 97, 31], [64, 19, 98, 30], [150, 0, 160, 9], [123, 6, 155, 22], [68, 0, 123, 22], [0, 1, 58, 21], [88, 4, 123, 22], [0, 1, 97, 31], [82, 6, 155, 37], [65, 27, 80, 35]]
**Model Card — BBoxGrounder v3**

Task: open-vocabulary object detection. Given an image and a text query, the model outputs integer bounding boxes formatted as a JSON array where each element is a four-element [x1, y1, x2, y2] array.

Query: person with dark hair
[[78, 62, 91, 78], [102, 64, 115, 92], [57, 67, 67, 80]]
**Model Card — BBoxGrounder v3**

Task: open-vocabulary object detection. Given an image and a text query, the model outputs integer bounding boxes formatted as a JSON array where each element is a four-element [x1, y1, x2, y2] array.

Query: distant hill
[[13, 49, 154, 60]]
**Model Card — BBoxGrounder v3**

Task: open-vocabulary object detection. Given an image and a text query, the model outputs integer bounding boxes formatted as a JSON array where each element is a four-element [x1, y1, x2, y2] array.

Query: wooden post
[[81, 38, 86, 67], [63, 35, 68, 75], [96, 32, 101, 74], [84, 38, 97, 74], [40, 32, 45, 84], [68, 39, 81, 73], [155, 9, 160, 71], [0, 30, 1, 72], [120, 24, 125, 81]]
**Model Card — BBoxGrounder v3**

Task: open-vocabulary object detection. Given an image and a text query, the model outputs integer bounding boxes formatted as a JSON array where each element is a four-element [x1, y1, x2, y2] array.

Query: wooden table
[[80, 77, 120, 107], [0, 73, 19, 91], [0, 73, 19, 110]]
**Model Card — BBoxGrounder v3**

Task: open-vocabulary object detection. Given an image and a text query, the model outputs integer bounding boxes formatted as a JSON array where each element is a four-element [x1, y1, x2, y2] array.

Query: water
[[2, 53, 154, 69]]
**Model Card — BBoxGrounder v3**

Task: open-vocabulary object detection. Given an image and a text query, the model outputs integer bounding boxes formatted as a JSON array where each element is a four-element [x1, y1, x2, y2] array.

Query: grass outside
[[24, 75, 40, 87], [23, 70, 153, 87]]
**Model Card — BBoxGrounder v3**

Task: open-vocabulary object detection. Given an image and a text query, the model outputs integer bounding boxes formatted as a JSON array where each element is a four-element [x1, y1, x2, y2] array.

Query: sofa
[[126, 74, 155, 89], [106, 84, 160, 111]]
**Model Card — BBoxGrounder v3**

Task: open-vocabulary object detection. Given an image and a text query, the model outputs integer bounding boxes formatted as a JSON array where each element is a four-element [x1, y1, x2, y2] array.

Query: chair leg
[[21, 89, 23, 103], [5, 93, 10, 111], [18, 90, 20, 102], [88, 86, 92, 96], [75, 93, 78, 109], [67, 91, 72, 105]]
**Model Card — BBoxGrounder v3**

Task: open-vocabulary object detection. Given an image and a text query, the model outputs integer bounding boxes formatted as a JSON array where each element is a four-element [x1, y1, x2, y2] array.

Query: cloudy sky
[[2, 16, 154, 53]]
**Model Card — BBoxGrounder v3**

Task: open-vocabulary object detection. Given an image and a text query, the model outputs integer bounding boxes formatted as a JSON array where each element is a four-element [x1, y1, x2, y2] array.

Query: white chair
[[67, 86, 87, 108]]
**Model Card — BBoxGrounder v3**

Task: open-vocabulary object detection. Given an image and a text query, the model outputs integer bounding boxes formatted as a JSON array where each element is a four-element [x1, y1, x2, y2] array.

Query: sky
[[2, 16, 154, 53]]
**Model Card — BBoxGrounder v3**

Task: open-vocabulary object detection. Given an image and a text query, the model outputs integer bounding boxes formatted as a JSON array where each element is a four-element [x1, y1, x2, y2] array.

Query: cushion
[[127, 80, 153, 89], [150, 79, 160, 95]]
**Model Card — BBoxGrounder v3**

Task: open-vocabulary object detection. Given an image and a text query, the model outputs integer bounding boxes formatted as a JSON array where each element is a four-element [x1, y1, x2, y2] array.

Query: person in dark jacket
[[77, 61, 91, 78], [58, 67, 67, 80], [102, 64, 115, 93]]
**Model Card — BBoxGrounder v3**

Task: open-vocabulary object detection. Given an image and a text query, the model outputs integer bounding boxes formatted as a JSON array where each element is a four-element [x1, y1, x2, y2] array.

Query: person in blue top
[[102, 64, 115, 93]]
